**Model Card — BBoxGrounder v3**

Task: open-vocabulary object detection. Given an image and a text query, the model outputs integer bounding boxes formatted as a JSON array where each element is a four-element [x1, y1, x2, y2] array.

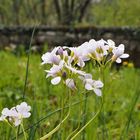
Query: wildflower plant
[[0, 38, 129, 140], [0, 102, 31, 140], [40, 39, 129, 139]]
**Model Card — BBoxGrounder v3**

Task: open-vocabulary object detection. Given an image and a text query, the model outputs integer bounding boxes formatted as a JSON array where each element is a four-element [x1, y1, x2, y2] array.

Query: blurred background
[[0, 0, 140, 26]]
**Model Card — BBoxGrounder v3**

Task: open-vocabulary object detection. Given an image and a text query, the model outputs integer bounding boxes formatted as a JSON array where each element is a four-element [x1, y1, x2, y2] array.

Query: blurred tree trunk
[[12, 0, 21, 25], [53, 0, 92, 25], [53, 0, 62, 22], [78, 0, 91, 22], [41, 0, 46, 24]]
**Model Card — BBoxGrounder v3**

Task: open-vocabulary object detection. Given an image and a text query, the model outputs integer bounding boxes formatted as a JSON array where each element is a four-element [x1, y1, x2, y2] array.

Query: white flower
[[16, 102, 31, 118], [0, 102, 31, 127], [82, 39, 108, 61], [80, 75, 103, 96], [112, 44, 129, 63], [66, 79, 76, 90], [69, 47, 86, 67], [106, 39, 116, 51], [41, 47, 61, 65], [77, 39, 97, 61], [0, 108, 11, 121], [94, 39, 109, 60], [45, 60, 64, 85]]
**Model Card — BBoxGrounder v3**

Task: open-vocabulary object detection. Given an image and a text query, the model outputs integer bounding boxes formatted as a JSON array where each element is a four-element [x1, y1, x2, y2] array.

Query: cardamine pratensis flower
[[0, 102, 31, 126], [112, 44, 129, 63]]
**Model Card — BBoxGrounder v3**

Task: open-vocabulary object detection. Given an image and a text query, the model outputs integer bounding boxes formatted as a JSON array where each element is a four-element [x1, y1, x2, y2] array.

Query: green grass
[[0, 51, 140, 140]]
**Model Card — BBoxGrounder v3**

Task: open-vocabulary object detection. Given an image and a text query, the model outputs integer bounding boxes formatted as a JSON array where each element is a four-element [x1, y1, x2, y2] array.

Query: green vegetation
[[0, 0, 140, 26], [91, 0, 140, 27], [0, 51, 139, 139]]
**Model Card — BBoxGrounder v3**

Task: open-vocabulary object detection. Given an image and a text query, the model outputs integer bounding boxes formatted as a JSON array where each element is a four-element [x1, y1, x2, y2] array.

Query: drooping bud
[[62, 71, 67, 80], [57, 47, 63, 56]]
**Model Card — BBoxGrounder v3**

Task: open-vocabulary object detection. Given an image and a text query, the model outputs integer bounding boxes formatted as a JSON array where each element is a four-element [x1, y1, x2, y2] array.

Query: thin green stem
[[16, 128, 18, 140], [21, 124, 27, 140], [5, 120, 18, 140], [120, 89, 140, 140], [12, 96, 90, 140], [70, 97, 103, 140], [61, 84, 66, 140], [40, 89, 71, 140], [40, 109, 70, 140], [82, 93, 88, 140], [66, 92, 83, 140], [23, 26, 36, 100], [66, 125, 80, 140], [99, 65, 108, 139]]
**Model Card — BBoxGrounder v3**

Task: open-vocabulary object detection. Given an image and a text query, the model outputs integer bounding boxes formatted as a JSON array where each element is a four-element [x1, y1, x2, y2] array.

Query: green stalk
[[61, 84, 66, 140], [66, 125, 80, 140], [12, 96, 89, 140], [66, 91, 84, 140], [120, 89, 140, 140], [22, 26, 36, 100], [70, 97, 103, 140], [40, 88, 71, 140], [16, 26, 37, 140], [82, 93, 88, 140], [99, 65, 108, 139], [40, 109, 70, 140], [21, 124, 27, 140], [16, 128, 18, 140]]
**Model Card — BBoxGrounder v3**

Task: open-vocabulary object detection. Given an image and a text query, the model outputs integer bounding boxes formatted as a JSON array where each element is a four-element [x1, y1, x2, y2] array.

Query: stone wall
[[0, 26, 140, 67]]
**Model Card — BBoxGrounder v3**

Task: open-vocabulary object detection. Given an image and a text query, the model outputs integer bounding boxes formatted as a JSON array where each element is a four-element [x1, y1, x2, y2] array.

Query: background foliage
[[0, 0, 140, 26]]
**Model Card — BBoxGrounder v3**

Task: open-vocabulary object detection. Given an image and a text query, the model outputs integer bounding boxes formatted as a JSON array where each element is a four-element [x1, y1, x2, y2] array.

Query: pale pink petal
[[107, 39, 115, 46], [77, 59, 85, 68], [116, 58, 122, 63], [120, 54, 129, 58], [13, 118, 21, 126], [84, 74, 92, 79], [118, 44, 124, 50], [66, 79, 76, 90], [51, 77, 61, 85], [85, 83, 93, 90], [94, 80, 104, 88], [93, 88, 102, 96]]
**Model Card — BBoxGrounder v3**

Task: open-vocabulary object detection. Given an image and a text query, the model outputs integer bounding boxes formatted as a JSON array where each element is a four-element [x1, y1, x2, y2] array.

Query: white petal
[[22, 112, 31, 118], [89, 39, 96, 44], [120, 54, 129, 58], [84, 74, 92, 79], [0, 115, 5, 121], [107, 39, 115, 46], [66, 79, 76, 90], [50, 56, 60, 65], [94, 80, 104, 88], [77, 59, 85, 67], [85, 83, 93, 90], [118, 44, 125, 50], [116, 58, 122, 63], [93, 88, 102, 96], [51, 77, 61, 85], [13, 118, 21, 126], [2, 108, 10, 116]]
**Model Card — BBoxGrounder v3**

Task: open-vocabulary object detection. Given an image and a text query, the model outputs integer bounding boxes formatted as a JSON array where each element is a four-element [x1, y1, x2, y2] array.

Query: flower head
[[112, 44, 129, 63], [80, 74, 104, 96], [41, 47, 61, 65], [0, 102, 31, 127]]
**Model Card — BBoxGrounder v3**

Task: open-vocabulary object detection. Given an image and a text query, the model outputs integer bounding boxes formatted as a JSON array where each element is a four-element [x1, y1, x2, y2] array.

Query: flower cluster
[[0, 102, 31, 126], [41, 39, 129, 96]]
